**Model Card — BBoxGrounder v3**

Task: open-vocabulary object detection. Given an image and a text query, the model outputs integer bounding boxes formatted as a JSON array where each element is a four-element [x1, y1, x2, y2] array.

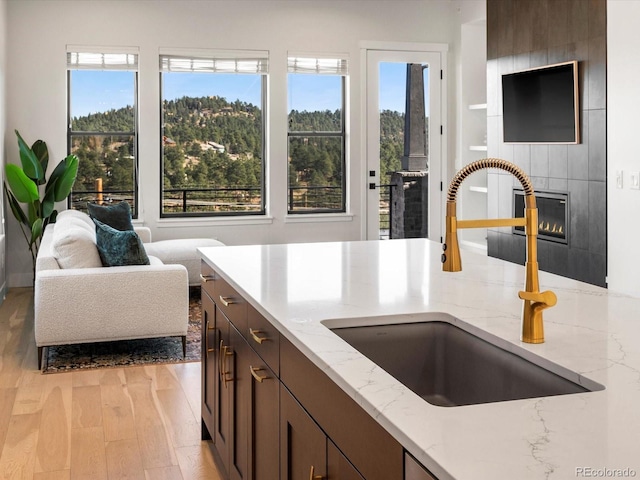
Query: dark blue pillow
[[93, 218, 150, 267], [88, 201, 134, 231]]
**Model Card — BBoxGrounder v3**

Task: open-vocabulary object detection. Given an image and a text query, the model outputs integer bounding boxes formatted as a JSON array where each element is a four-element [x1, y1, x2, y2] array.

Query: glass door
[[365, 49, 443, 241]]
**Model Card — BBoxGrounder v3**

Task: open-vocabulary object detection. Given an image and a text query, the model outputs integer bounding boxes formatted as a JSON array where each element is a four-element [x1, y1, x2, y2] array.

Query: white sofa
[[34, 210, 190, 370]]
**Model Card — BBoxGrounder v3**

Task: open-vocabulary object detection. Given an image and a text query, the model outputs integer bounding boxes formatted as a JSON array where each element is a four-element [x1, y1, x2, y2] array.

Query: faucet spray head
[[442, 201, 461, 272]]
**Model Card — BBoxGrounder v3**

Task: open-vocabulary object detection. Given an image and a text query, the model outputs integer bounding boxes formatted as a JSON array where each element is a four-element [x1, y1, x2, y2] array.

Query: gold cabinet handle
[[249, 365, 269, 383], [219, 295, 235, 307], [223, 351, 234, 387], [205, 319, 215, 357], [200, 273, 215, 282], [309, 465, 323, 480], [220, 343, 234, 388], [218, 339, 225, 383], [249, 328, 268, 345]]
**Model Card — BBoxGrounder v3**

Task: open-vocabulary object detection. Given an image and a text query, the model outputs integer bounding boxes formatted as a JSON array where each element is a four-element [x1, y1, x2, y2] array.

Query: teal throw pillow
[[93, 218, 150, 267], [88, 201, 134, 231]]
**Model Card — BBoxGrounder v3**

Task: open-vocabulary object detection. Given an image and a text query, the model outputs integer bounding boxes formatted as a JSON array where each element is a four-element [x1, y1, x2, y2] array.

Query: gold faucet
[[441, 158, 557, 344]]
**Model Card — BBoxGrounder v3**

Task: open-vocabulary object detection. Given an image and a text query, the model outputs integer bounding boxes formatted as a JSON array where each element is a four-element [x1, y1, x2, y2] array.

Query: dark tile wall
[[486, 0, 607, 287]]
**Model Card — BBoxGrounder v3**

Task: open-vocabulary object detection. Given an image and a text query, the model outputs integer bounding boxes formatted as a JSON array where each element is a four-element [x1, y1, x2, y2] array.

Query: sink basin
[[327, 315, 604, 407]]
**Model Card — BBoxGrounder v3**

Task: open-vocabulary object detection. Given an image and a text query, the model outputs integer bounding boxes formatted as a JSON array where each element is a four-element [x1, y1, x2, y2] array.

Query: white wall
[[607, 0, 640, 296], [5, 0, 463, 287], [0, 0, 7, 300], [457, 11, 487, 252]]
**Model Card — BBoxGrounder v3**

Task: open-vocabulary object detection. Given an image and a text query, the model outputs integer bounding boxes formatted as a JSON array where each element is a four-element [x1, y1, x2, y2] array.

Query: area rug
[[43, 288, 202, 373]]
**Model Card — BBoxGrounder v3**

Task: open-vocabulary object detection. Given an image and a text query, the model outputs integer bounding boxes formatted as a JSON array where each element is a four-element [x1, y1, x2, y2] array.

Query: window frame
[[66, 50, 140, 217], [159, 50, 268, 218], [287, 56, 348, 215]]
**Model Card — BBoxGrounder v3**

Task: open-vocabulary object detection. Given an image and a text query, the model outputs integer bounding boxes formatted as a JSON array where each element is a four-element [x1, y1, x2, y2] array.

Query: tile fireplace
[[513, 190, 569, 245]]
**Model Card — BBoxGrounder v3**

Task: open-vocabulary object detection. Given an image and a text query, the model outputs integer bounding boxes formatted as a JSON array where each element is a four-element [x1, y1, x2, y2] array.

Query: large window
[[67, 49, 139, 216], [288, 55, 348, 213], [160, 51, 267, 216]]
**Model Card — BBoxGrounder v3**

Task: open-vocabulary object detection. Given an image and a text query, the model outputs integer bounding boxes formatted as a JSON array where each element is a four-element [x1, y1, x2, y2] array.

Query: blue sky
[[70, 64, 429, 118], [379, 62, 430, 115]]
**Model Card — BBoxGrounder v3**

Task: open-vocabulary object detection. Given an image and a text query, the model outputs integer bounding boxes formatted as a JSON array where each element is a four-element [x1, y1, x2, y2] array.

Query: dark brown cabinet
[[201, 263, 242, 477], [225, 306, 279, 480], [247, 346, 279, 480], [405, 453, 437, 480], [201, 289, 216, 441], [214, 304, 232, 473], [280, 385, 327, 480], [228, 318, 248, 480], [202, 262, 436, 480], [328, 441, 365, 480], [280, 386, 364, 480], [202, 267, 279, 480]]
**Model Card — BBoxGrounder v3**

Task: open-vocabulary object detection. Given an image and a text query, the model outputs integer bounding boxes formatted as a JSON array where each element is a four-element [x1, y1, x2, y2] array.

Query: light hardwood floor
[[0, 287, 222, 480]]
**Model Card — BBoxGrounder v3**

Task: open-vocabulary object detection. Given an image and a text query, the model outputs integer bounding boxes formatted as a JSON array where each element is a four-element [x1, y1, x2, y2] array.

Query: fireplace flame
[[539, 221, 564, 236]]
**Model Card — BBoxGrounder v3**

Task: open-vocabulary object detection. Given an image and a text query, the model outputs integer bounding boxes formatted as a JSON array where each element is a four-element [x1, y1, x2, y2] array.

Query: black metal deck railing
[[71, 185, 393, 236], [71, 185, 349, 215]]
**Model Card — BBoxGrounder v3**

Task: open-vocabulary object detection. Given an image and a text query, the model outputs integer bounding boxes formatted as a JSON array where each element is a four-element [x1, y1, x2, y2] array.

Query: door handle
[[221, 344, 234, 388], [205, 320, 215, 357], [309, 465, 323, 480], [249, 366, 269, 383], [219, 295, 235, 307], [369, 183, 396, 190], [249, 328, 268, 344]]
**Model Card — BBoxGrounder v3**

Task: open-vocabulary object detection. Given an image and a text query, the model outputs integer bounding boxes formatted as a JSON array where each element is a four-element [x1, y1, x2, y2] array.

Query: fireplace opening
[[513, 189, 569, 244]]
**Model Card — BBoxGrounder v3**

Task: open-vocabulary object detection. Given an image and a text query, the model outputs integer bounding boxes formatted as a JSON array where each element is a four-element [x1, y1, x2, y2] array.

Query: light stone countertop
[[199, 239, 640, 480]]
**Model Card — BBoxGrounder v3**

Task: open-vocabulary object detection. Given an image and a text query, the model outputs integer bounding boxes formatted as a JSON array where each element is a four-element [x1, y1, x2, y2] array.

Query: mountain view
[[70, 96, 411, 213]]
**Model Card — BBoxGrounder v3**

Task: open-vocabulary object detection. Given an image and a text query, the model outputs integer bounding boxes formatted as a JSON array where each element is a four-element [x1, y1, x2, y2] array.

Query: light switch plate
[[616, 170, 623, 189], [631, 172, 640, 190]]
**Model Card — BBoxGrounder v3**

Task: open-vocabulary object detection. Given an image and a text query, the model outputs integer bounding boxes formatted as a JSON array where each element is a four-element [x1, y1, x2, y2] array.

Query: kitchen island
[[199, 238, 640, 480]]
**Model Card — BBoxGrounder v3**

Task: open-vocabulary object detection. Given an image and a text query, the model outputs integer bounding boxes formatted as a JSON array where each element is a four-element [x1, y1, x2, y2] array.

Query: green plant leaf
[[49, 154, 79, 202], [31, 218, 43, 246], [31, 140, 49, 185], [45, 210, 59, 228], [41, 181, 56, 219], [4, 183, 30, 227], [15, 130, 44, 182], [5, 164, 39, 203], [27, 201, 39, 227]]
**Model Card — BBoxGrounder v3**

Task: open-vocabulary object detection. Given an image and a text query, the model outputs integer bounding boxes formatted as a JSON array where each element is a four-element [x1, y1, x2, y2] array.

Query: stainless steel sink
[[327, 315, 604, 407]]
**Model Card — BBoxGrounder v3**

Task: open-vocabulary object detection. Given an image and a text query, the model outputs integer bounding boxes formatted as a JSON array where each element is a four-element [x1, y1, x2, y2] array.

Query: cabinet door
[[201, 291, 217, 441], [405, 453, 438, 480], [328, 440, 364, 480], [215, 307, 232, 473], [229, 323, 249, 480], [248, 347, 279, 480], [280, 386, 326, 480]]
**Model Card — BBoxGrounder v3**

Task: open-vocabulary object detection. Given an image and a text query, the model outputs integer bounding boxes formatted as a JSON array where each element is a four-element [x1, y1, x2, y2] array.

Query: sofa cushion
[[88, 201, 134, 231], [144, 238, 225, 286], [51, 216, 103, 269], [93, 219, 150, 267], [57, 208, 95, 228]]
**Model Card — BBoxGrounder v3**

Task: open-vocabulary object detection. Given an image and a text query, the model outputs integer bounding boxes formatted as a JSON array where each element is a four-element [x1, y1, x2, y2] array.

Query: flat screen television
[[502, 61, 579, 144]]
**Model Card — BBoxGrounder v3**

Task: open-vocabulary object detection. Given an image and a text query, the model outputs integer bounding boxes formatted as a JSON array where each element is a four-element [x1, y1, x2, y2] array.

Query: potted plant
[[4, 130, 79, 277]]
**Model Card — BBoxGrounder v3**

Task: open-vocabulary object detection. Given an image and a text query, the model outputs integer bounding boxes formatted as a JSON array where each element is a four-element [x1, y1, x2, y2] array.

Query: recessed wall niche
[[486, 0, 607, 287]]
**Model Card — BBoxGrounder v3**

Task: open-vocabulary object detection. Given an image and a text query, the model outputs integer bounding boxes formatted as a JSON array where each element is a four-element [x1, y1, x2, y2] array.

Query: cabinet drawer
[[200, 261, 218, 300], [246, 304, 280, 375], [201, 261, 248, 333]]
